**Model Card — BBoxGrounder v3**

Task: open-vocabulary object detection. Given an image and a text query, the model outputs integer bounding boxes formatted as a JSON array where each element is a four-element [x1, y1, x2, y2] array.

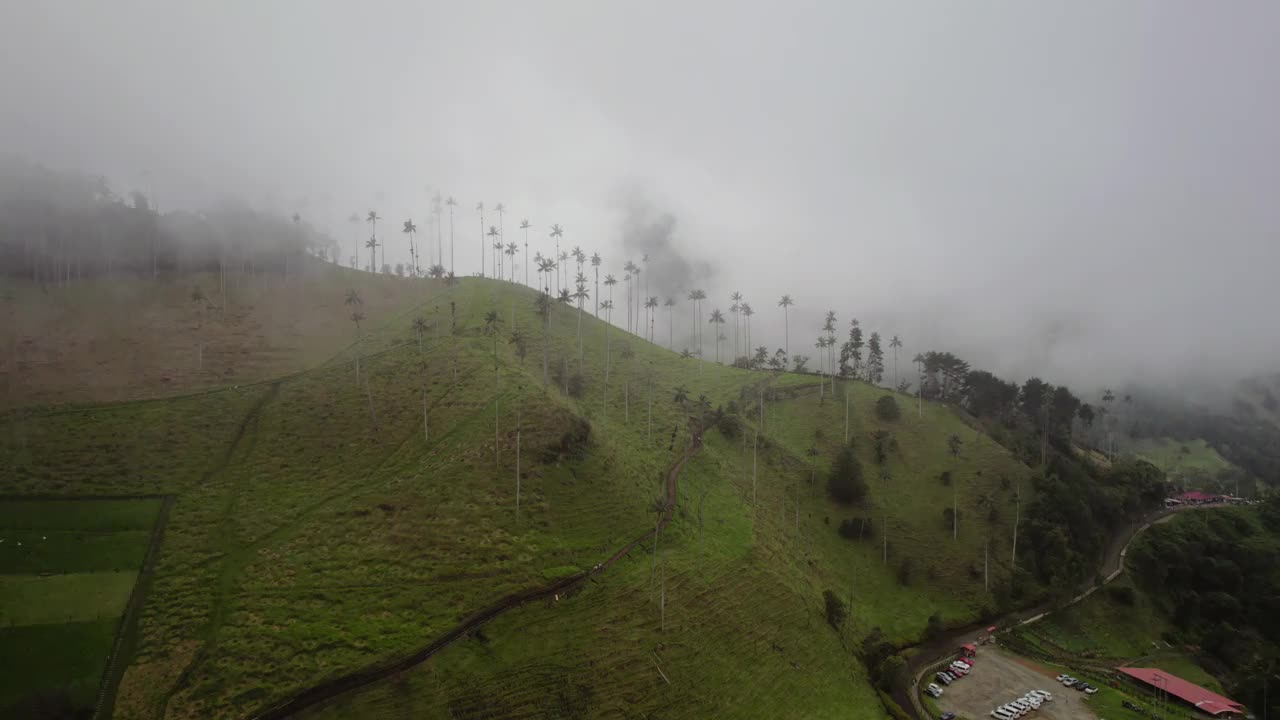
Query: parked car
[[943, 671, 956, 682], [936, 672, 951, 685], [1073, 680, 1089, 691], [1084, 685, 1098, 695], [956, 657, 974, 667], [1028, 689, 1053, 702], [928, 682, 944, 696], [1055, 674, 1070, 682], [991, 710, 1014, 720], [940, 713, 956, 720], [1061, 676, 1078, 686]]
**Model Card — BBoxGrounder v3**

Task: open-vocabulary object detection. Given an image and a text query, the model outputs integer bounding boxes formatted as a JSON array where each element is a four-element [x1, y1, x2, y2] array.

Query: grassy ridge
[[2, 275, 1038, 719]]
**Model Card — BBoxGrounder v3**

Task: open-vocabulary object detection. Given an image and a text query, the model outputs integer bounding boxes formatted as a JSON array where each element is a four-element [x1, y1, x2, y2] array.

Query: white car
[[1001, 704, 1024, 718], [1084, 685, 1098, 695], [992, 710, 1014, 720], [1055, 674, 1070, 682], [927, 683, 944, 697], [1028, 690, 1053, 702], [1061, 676, 1077, 686], [1011, 700, 1031, 714]]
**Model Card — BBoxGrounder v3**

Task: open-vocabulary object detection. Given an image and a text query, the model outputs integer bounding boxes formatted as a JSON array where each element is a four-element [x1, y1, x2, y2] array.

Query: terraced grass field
[[2, 273, 1040, 719], [0, 497, 162, 716]]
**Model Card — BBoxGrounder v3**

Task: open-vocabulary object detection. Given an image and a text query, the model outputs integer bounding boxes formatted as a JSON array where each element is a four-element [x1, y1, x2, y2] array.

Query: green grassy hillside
[[1129, 437, 1233, 481], [1, 274, 1037, 719]]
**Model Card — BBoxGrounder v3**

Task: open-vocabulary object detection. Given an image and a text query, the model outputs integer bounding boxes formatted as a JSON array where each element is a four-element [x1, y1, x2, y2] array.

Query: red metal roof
[[1118, 668, 1244, 716], [961, 643, 976, 651], [1176, 491, 1222, 502]]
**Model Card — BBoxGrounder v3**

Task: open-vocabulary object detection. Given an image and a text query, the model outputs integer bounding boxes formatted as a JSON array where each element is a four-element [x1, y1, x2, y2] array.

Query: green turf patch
[[0, 619, 117, 713], [0, 571, 137, 626], [0, 529, 151, 574], [0, 498, 161, 531]]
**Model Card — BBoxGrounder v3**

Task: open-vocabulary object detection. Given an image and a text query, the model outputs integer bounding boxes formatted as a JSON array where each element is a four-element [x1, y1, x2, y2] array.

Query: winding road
[[896, 502, 1220, 720], [247, 419, 704, 720]]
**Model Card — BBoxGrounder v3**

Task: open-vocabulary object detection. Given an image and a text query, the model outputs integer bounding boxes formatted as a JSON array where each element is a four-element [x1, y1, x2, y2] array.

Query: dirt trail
[[247, 419, 704, 720]]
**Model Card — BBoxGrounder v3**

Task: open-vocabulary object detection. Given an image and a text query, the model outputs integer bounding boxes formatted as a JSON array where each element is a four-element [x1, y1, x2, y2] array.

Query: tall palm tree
[[495, 203, 505, 272], [590, 252, 602, 318], [486, 226, 500, 278], [601, 299, 615, 384], [505, 242, 518, 281], [412, 316, 428, 352], [890, 335, 903, 389], [623, 261, 637, 333], [741, 302, 754, 355], [709, 308, 726, 363], [558, 251, 569, 296], [778, 294, 794, 363], [913, 352, 925, 417], [534, 251, 545, 291], [550, 224, 564, 293], [664, 297, 676, 349], [431, 192, 444, 267], [633, 262, 643, 335], [364, 236, 378, 273], [366, 210, 381, 269], [574, 277, 590, 360], [445, 196, 457, 276], [402, 219, 418, 277], [520, 219, 531, 286], [729, 291, 743, 361], [345, 289, 364, 383], [645, 296, 659, 343], [604, 274, 618, 327], [688, 289, 706, 363], [347, 212, 361, 269], [534, 291, 553, 385], [476, 202, 485, 277]]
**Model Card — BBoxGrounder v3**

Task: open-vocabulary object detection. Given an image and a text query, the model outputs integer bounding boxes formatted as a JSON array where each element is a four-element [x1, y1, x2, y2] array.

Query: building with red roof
[[1117, 667, 1245, 716]]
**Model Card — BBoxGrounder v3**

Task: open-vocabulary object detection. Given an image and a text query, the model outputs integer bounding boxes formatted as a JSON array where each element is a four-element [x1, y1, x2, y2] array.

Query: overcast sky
[[2, 1, 1278, 393]]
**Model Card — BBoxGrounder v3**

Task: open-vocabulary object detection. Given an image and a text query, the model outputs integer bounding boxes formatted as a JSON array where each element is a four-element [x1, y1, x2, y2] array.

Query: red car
[[956, 657, 974, 667]]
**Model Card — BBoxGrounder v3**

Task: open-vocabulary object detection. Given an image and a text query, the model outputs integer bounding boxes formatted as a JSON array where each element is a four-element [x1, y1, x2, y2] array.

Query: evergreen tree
[[866, 332, 885, 385]]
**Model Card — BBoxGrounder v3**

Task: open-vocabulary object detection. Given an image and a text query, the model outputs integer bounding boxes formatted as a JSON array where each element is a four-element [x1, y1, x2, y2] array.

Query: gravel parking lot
[[932, 648, 1099, 720]]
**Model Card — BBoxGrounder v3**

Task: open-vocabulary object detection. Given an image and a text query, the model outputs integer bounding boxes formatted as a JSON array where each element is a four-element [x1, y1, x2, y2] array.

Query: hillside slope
[[2, 273, 1036, 719]]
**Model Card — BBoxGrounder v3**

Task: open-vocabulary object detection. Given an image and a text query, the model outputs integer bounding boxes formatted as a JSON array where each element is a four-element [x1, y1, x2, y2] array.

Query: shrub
[[1107, 585, 1136, 606], [940, 470, 952, 486], [897, 558, 912, 586], [876, 655, 907, 691], [717, 413, 743, 440], [838, 517, 874, 540], [875, 395, 901, 421], [872, 431, 893, 464], [823, 589, 848, 630], [942, 506, 962, 530], [925, 612, 945, 640], [827, 447, 868, 504], [567, 372, 585, 398]]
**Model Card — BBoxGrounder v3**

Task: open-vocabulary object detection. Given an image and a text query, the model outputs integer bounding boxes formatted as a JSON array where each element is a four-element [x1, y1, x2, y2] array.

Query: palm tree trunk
[[423, 386, 429, 441], [516, 403, 522, 522], [752, 431, 758, 505]]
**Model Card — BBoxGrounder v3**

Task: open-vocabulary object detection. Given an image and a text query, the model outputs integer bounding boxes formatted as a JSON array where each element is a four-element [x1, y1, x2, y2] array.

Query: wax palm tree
[[445, 196, 457, 276], [687, 289, 706, 365], [623, 261, 637, 333], [890, 335, 903, 390], [520, 219, 531, 286], [601, 299, 615, 383], [730, 291, 743, 360], [664, 297, 676, 349], [778, 294, 794, 363], [645, 296, 659, 343], [534, 251, 545, 291], [505, 242, 518, 281], [741, 302, 754, 355], [431, 192, 444, 266], [495, 202, 505, 270], [672, 385, 690, 407], [709, 308, 726, 363], [402, 219, 418, 277], [475, 202, 486, 277], [364, 236, 378, 272], [533, 291, 553, 385], [590, 252, 602, 318], [574, 280, 590, 360], [365, 210, 381, 269], [412, 316, 428, 353], [558, 251, 569, 295], [604, 274, 618, 326], [913, 352, 925, 417], [345, 289, 364, 383], [487, 226, 501, 278], [550, 224, 564, 293], [633, 261, 644, 334], [347, 212, 361, 268]]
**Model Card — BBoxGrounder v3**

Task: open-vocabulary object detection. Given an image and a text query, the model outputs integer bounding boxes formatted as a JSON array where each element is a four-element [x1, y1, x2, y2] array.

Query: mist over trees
[[0, 156, 337, 283]]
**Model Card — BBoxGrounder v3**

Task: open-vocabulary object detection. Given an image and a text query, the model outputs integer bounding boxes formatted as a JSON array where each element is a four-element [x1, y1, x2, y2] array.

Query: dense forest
[[1128, 500, 1280, 718], [0, 156, 337, 283]]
